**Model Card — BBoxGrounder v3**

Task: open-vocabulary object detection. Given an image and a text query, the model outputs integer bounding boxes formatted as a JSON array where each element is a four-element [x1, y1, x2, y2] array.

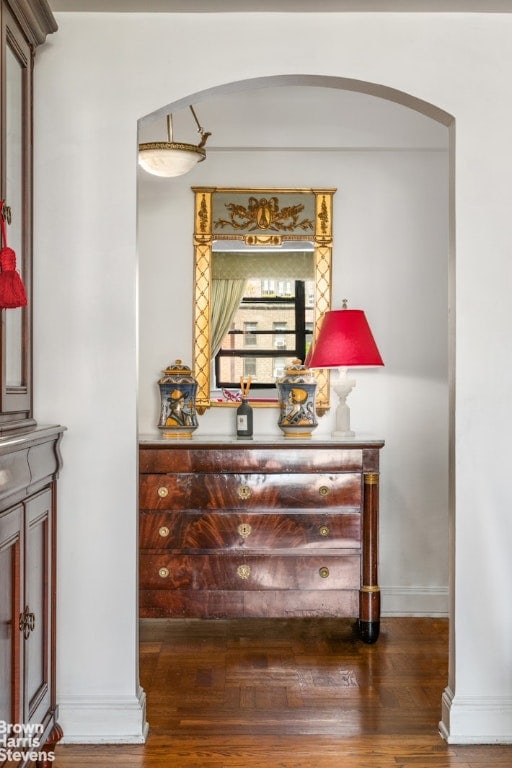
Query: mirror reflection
[[212, 241, 315, 393], [192, 187, 335, 412], [5, 44, 25, 389]]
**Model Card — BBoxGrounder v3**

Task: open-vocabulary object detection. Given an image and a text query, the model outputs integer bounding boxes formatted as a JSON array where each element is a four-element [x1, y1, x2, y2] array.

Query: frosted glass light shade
[[138, 142, 206, 178]]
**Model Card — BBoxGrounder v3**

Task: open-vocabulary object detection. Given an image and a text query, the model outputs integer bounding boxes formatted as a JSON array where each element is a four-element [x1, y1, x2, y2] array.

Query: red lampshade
[[307, 308, 384, 368]]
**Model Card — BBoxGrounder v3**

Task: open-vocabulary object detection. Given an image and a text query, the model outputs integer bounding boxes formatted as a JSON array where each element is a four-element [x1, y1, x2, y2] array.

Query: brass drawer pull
[[319, 525, 330, 537], [237, 484, 252, 500], [158, 567, 169, 579], [237, 564, 251, 580], [319, 566, 330, 579], [319, 485, 329, 497], [238, 522, 252, 538], [157, 487, 168, 498], [158, 526, 170, 538]]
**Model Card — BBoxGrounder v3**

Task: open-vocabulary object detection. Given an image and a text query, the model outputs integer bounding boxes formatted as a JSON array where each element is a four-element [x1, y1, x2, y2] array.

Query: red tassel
[[0, 247, 28, 308], [0, 202, 28, 309]]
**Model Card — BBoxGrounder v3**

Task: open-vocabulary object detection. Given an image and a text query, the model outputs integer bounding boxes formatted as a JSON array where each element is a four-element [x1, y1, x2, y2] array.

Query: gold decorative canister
[[276, 359, 318, 437], [157, 359, 199, 438]]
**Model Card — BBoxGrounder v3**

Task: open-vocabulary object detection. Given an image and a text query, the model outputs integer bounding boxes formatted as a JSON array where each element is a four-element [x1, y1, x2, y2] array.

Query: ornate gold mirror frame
[[192, 186, 335, 413]]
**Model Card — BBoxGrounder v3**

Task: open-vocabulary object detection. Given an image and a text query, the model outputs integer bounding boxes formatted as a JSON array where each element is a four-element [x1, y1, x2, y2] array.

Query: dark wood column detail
[[359, 471, 381, 643]]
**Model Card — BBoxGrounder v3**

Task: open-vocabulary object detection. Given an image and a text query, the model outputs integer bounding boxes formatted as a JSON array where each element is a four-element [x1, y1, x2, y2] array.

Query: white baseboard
[[381, 585, 449, 617], [440, 686, 512, 743], [59, 685, 149, 744]]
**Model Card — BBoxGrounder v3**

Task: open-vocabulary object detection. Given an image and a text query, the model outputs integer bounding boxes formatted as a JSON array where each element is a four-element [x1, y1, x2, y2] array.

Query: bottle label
[[237, 415, 248, 430]]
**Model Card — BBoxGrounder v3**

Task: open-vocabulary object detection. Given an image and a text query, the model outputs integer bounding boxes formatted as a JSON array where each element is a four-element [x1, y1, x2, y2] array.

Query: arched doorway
[[137, 74, 454, 733]]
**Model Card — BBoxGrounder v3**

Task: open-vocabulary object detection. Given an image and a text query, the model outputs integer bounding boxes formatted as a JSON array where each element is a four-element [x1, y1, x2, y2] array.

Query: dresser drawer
[[139, 446, 369, 474], [140, 588, 360, 619], [140, 509, 361, 550], [140, 553, 360, 591], [139, 472, 362, 511]]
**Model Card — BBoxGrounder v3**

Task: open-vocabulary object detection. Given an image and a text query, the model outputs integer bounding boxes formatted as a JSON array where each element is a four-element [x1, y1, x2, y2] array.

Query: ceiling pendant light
[[138, 105, 211, 178]]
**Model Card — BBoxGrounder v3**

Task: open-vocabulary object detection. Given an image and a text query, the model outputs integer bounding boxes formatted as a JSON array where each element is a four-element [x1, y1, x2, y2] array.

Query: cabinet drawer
[[140, 472, 361, 511], [140, 588, 360, 619], [140, 553, 360, 591], [139, 446, 369, 474], [140, 509, 361, 550]]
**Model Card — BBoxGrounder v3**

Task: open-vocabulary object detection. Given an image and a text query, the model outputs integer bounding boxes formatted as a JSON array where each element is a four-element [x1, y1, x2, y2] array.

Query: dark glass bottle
[[236, 397, 253, 438]]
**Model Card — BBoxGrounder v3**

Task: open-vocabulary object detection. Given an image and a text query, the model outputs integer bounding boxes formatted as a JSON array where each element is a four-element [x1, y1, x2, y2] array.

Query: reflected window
[[273, 358, 287, 379], [243, 321, 258, 347], [244, 358, 257, 378], [215, 279, 313, 389], [273, 322, 287, 350]]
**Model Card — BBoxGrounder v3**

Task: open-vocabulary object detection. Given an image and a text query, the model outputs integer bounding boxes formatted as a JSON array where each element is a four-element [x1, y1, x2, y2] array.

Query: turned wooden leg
[[36, 723, 63, 768], [359, 471, 381, 643]]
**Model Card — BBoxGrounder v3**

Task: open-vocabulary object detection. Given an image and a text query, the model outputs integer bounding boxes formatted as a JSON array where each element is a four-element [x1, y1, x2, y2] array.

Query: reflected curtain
[[211, 279, 246, 358], [213, 252, 313, 280]]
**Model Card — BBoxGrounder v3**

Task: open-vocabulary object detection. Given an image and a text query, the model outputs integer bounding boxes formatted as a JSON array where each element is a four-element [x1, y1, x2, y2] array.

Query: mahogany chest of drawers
[[139, 436, 384, 642]]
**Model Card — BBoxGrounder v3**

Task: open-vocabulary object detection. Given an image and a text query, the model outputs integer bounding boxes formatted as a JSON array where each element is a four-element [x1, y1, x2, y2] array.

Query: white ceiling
[[47, 0, 512, 11]]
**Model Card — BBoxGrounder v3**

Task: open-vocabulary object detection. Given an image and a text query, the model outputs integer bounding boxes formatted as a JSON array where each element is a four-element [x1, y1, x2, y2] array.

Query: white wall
[[33, 10, 512, 744]]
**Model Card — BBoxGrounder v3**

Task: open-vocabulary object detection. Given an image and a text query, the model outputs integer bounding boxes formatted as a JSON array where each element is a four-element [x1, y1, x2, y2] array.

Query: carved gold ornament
[[214, 196, 314, 233]]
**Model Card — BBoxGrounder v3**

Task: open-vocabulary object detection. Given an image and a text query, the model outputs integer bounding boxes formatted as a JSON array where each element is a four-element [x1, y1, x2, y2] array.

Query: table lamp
[[306, 300, 384, 437]]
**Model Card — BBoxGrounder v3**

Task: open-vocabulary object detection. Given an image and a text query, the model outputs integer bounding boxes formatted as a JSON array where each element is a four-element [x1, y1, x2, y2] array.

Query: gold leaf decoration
[[214, 196, 314, 233]]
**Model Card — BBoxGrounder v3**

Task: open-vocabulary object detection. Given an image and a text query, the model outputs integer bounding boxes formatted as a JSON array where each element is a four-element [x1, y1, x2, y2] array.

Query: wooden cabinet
[[139, 436, 384, 643], [0, 426, 64, 767], [0, 2, 61, 766]]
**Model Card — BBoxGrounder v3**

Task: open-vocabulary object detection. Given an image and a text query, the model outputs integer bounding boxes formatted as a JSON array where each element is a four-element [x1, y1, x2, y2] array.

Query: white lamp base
[[332, 368, 356, 438]]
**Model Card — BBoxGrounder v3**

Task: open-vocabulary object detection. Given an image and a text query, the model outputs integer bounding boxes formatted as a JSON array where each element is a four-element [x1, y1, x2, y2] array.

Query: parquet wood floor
[[52, 618, 512, 767]]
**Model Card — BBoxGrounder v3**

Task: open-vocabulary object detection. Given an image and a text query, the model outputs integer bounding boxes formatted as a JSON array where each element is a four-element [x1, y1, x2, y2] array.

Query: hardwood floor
[[53, 617, 511, 767]]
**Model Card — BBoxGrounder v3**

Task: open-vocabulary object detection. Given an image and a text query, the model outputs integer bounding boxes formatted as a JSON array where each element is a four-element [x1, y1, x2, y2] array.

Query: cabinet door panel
[[0, 504, 23, 725], [24, 488, 52, 725]]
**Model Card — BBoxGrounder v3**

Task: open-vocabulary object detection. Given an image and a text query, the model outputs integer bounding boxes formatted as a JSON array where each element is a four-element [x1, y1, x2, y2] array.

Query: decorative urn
[[157, 359, 199, 438], [276, 358, 318, 437]]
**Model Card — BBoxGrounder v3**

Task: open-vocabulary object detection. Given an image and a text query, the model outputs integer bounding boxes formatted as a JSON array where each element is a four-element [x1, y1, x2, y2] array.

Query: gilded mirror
[[192, 187, 335, 412]]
